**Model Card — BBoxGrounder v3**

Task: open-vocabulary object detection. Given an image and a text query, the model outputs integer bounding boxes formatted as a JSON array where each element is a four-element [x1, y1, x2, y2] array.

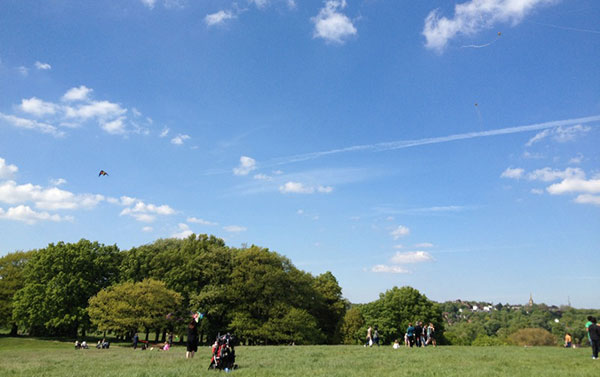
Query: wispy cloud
[[279, 181, 333, 194], [390, 225, 410, 240], [34, 61, 51, 70], [371, 264, 411, 274], [501, 167, 524, 179], [223, 225, 247, 233], [172, 223, 193, 239], [205, 10, 236, 26], [171, 134, 190, 145], [391, 251, 434, 264], [233, 156, 257, 176], [526, 124, 591, 146], [187, 217, 218, 226]]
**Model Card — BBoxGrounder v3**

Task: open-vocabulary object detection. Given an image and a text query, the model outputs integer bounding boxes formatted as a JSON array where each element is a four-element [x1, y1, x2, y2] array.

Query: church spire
[[528, 293, 534, 306]]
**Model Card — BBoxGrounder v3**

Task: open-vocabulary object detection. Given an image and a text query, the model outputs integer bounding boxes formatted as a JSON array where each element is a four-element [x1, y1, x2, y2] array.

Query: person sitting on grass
[[74, 340, 81, 349], [565, 333, 572, 348], [96, 340, 102, 349], [101, 339, 110, 349], [81, 341, 88, 349], [393, 339, 400, 349]]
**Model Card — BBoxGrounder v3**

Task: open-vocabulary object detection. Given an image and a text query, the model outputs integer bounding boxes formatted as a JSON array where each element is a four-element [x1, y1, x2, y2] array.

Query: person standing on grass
[[407, 323, 415, 347], [427, 323, 436, 347], [414, 322, 422, 347], [365, 326, 372, 347], [373, 327, 380, 347], [586, 316, 594, 345], [589, 317, 600, 359], [133, 333, 139, 350], [186, 318, 199, 359]]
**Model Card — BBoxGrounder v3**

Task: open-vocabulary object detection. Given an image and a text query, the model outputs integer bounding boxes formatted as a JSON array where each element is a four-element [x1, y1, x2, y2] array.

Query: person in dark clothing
[[414, 322, 422, 348], [133, 333, 139, 350], [406, 323, 415, 347], [589, 317, 600, 360], [186, 318, 199, 359]]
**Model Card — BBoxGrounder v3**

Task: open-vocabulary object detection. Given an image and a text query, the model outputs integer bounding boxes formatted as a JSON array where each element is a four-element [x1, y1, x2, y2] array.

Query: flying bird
[[98, 170, 109, 177]]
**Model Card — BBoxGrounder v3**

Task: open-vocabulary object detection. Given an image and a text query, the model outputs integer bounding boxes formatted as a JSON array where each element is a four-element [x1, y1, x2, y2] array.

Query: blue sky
[[1, 0, 599, 307]]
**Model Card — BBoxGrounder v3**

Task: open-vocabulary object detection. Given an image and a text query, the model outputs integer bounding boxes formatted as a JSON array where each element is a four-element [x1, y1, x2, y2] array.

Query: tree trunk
[[10, 323, 18, 336], [155, 329, 160, 342], [145, 329, 149, 341], [161, 329, 166, 343]]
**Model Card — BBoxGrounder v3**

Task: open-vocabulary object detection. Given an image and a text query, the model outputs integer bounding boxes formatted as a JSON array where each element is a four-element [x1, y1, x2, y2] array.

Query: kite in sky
[[98, 170, 109, 177], [462, 32, 502, 49]]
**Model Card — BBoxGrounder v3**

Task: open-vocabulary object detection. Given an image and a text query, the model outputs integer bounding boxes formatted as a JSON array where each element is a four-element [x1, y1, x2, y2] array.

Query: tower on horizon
[[528, 293, 534, 306]]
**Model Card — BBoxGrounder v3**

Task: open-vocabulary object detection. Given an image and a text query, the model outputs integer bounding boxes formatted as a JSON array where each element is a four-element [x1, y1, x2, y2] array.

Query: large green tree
[[88, 279, 182, 339], [359, 286, 443, 344], [12, 240, 121, 336], [0, 250, 35, 335]]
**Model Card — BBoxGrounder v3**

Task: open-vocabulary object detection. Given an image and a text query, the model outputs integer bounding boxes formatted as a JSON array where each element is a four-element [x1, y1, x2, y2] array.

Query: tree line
[[0, 236, 442, 345]]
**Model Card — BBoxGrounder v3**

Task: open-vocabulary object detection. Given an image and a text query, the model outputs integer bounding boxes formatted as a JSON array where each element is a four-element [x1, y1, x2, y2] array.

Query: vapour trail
[[461, 39, 498, 48], [531, 21, 600, 34], [265, 115, 600, 167]]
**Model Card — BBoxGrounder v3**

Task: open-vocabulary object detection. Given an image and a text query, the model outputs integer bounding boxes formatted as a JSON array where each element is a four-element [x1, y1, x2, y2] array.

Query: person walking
[[365, 326, 373, 347], [406, 323, 415, 347], [133, 333, 139, 350], [373, 327, 380, 347], [426, 323, 436, 347]]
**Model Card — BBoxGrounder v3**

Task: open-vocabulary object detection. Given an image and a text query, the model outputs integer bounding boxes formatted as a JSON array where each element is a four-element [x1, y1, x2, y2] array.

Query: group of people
[[365, 322, 436, 348], [404, 322, 436, 347], [132, 332, 174, 351], [73, 339, 109, 349]]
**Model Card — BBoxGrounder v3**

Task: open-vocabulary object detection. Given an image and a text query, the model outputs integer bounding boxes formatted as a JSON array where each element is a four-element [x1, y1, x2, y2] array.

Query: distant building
[[528, 293, 534, 307]]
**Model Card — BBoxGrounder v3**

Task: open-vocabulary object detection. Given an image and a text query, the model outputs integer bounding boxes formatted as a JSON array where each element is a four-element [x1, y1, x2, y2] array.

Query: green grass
[[0, 337, 597, 377]]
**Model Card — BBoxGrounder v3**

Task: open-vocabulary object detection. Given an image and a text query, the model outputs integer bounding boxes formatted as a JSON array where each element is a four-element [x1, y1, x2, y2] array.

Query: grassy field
[[0, 337, 597, 377]]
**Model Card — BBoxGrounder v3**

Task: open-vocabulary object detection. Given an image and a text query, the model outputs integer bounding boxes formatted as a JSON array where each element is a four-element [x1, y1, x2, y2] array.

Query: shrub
[[508, 328, 556, 346]]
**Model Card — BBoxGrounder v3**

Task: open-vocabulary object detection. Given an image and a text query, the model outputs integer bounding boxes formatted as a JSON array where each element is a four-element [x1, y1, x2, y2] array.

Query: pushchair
[[208, 333, 237, 371]]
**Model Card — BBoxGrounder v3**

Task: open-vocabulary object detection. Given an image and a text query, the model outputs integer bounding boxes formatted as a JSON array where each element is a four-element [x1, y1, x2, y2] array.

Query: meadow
[[0, 337, 597, 377]]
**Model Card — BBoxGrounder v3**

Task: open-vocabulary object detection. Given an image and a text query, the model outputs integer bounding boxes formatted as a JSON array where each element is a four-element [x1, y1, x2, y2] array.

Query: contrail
[[266, 115, 600, 167], [531, 21, 600, 35]]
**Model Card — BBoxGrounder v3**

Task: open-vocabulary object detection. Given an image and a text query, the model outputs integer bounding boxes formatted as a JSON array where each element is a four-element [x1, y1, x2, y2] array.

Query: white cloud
[[0, 113, 64, 137], [371, 264, 411, 274], [233, 156, 257, 176], [119, 200, 175, 222], [547, 178, 600, 195], [20, 97, 58, 117], [501, 167, 524, 179], [65, 100, 127, 120], [49, 178, 67, 186], [18, 66, 28, 76], [34, 61, 51, 70], [390, 225, 410, 240], [101, 117, 127, 135], [0, 158, 18, 179], [297, 209, 304, 215], [574, 194, 600, 206], [527, 167, 585, 182], [279, 181, 334, 194], [223, 225, 247, 232], [187, 217, 218, 226], [171, 134, 190, 145], [205, 10, 236, 26], [312, 0, 357, 44], [62, 86, 93, 102], [415, 242, 434, 248], [142, 226, 154, 232], [279, 181, 313, 194], [159, 127, 170, 138], [0, 180, 104, 210], [423, 0, 555, 52], [391, 251, 434, 264], [393, 244, 404, 249], [0, 205, 72, 224], [172, 223, 193, 239], [530, 188, 544, 195], [526, 124, 591, 146]]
